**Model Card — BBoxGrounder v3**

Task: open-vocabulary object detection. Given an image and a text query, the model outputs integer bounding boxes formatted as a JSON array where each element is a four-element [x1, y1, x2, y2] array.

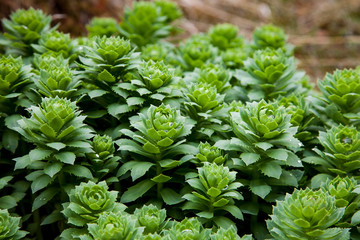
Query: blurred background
[[1, 0, 360, 81]]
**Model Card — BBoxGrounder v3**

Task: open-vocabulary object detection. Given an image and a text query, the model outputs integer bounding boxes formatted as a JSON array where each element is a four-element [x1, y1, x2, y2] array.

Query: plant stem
[[33, 209, 43, 240], [155, 154, 163, 201]]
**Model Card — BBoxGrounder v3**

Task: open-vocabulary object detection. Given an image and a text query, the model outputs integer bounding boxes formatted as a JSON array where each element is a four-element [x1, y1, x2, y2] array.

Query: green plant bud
[[221, 47, 248, 69], [266, 188, 350, 240], [87, 211, 142, 240], [62, 181, 124, 227], [237, 48, 298, 100], [199, 163, 236, 195], [252, 24, 287, 49], [180, 35, 215, 70], [316, 124, 360, 175], [227, 100, 245, 113], [185, 83, 224, 113], [133, 204, 166, 234], [210, 226, 242, 240], [196, 142, 226, 165], [208, 23, 243, 50], [197, 64, 231, 93], [138, 60, 174, 90], [32, 30, 73, 58], [0, 209, 27, 240], [166, 218, 210, 240], [0, 55, 31, 107], [141, 43, 174, 62], [32, 53, 68, 71], [154, 0, 182, 22], [79, 36, 137, 83], [90, 135, 115, 160], [119, 1, 173, 47], [278, 95, 305, 127], [2, 7, 52, 56], [321, 176, 358, 208], [86, 17, 119, 37], [318, 69, 360, 115]]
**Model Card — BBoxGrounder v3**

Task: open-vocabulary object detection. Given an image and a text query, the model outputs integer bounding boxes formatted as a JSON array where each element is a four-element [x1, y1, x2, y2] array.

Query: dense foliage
[[0, 1, 359, 239]]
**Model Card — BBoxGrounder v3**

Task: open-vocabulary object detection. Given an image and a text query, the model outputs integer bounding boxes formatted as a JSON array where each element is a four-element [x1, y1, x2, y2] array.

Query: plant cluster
[[0, 1, 360, 240]]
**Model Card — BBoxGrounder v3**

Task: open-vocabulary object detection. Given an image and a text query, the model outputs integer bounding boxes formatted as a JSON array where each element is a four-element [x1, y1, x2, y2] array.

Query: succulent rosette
[[119, 1, 179, 47], [165, 218, 211, 240], [221, 47, 249, 69], [62, 181, 125, 227], [252, 24, 288, 50], [216, 100, 302, 200], [32, 30, 74, 59], [266, 188, 350, 240], [1, 8, 52, 56], [117, 104, 195, 204], [210, 226, 252, 240], [208, 23, 244, 50], [0, 55, 31, 114], [321, 176, 360, 230], [140, 233, 164, 240], [0, 209, 27, 240], [141, 42, 176, 63], [235, 48, 304, 101], [179, 35, 217, 71], [86, 135, 120, 182], [183, 163, 243, 228], [133, 204, 167, 234], [304, 124, 360, 178], [84, 211, 143, 240], [317, 69, 360, 126], [195, 142, 226, 165], [86, 17, 119, 37]]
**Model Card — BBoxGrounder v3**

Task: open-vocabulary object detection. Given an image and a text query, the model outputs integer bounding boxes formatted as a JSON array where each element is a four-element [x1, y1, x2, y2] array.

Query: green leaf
[[29, 148, 53, 161], [259, 162, 282, 179], [0, 196, 17, 209], [120, 179, 156, 203], [41, 210, 63, 225], [44, 163, 62, 178], [97, 69, 115, 82], [0, 176, 13, 189], [254, 142, 273, 151], [2, 129, 19, 153], [351, 210, 360, 225], [197, 211, 213, 219], [32, 188, 59, 211], [88, 89, 107, 99], [158, 159, 180, 169], [143, 141, 160, 154], [249, 180, 271, 199], [240, 152, 260, 165], [46, 142, 66, 151], [31, 174, 52, 193], [213, 216, 235, 229], [160, 188, 185, 205], [64, 165, 93, 179], [117, 161, 154, 181], [151, 174, 171, 183], [127, 97, 145, 106], [14, 155, 31, 170], [54, 152, 76, 165], [267, 149, 288, 161], [222, 205, 243, 220]]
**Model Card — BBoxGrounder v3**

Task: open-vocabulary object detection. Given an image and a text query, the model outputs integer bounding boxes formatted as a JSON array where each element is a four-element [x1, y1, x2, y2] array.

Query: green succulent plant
[[179, 35, 217, 71], [13, 97, 94, 216], [1, 7, 52, 56], [141, 42, 176, 63], [0, 176, 29, 210], [164, 218, 211, 240], [133, 204, 167, 234], [140, 233, 164, 240], [124, 60, 182, 107], [266, 188, 350, 240], [85, 134, 120, 182], [82, 211, 143, 240], [183, 163, 243, 228], [117, 104, 196, 204], [78, 35, 140, 120], [86, 17, 119, 37], [62, 181, 126, 227], [235, 48, 305, 101], [317, 69, 360, 126], [195, 142, 227, 165], [321, 176, 360, 230], [220, 47, 249, 69], [119, 1, 181, 48], [252, 24, 288, 50], [304, 124, 360, 180], [208, 23, 244, 50], [0, 209, 28, 239], [31, 30, 74, 59]]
